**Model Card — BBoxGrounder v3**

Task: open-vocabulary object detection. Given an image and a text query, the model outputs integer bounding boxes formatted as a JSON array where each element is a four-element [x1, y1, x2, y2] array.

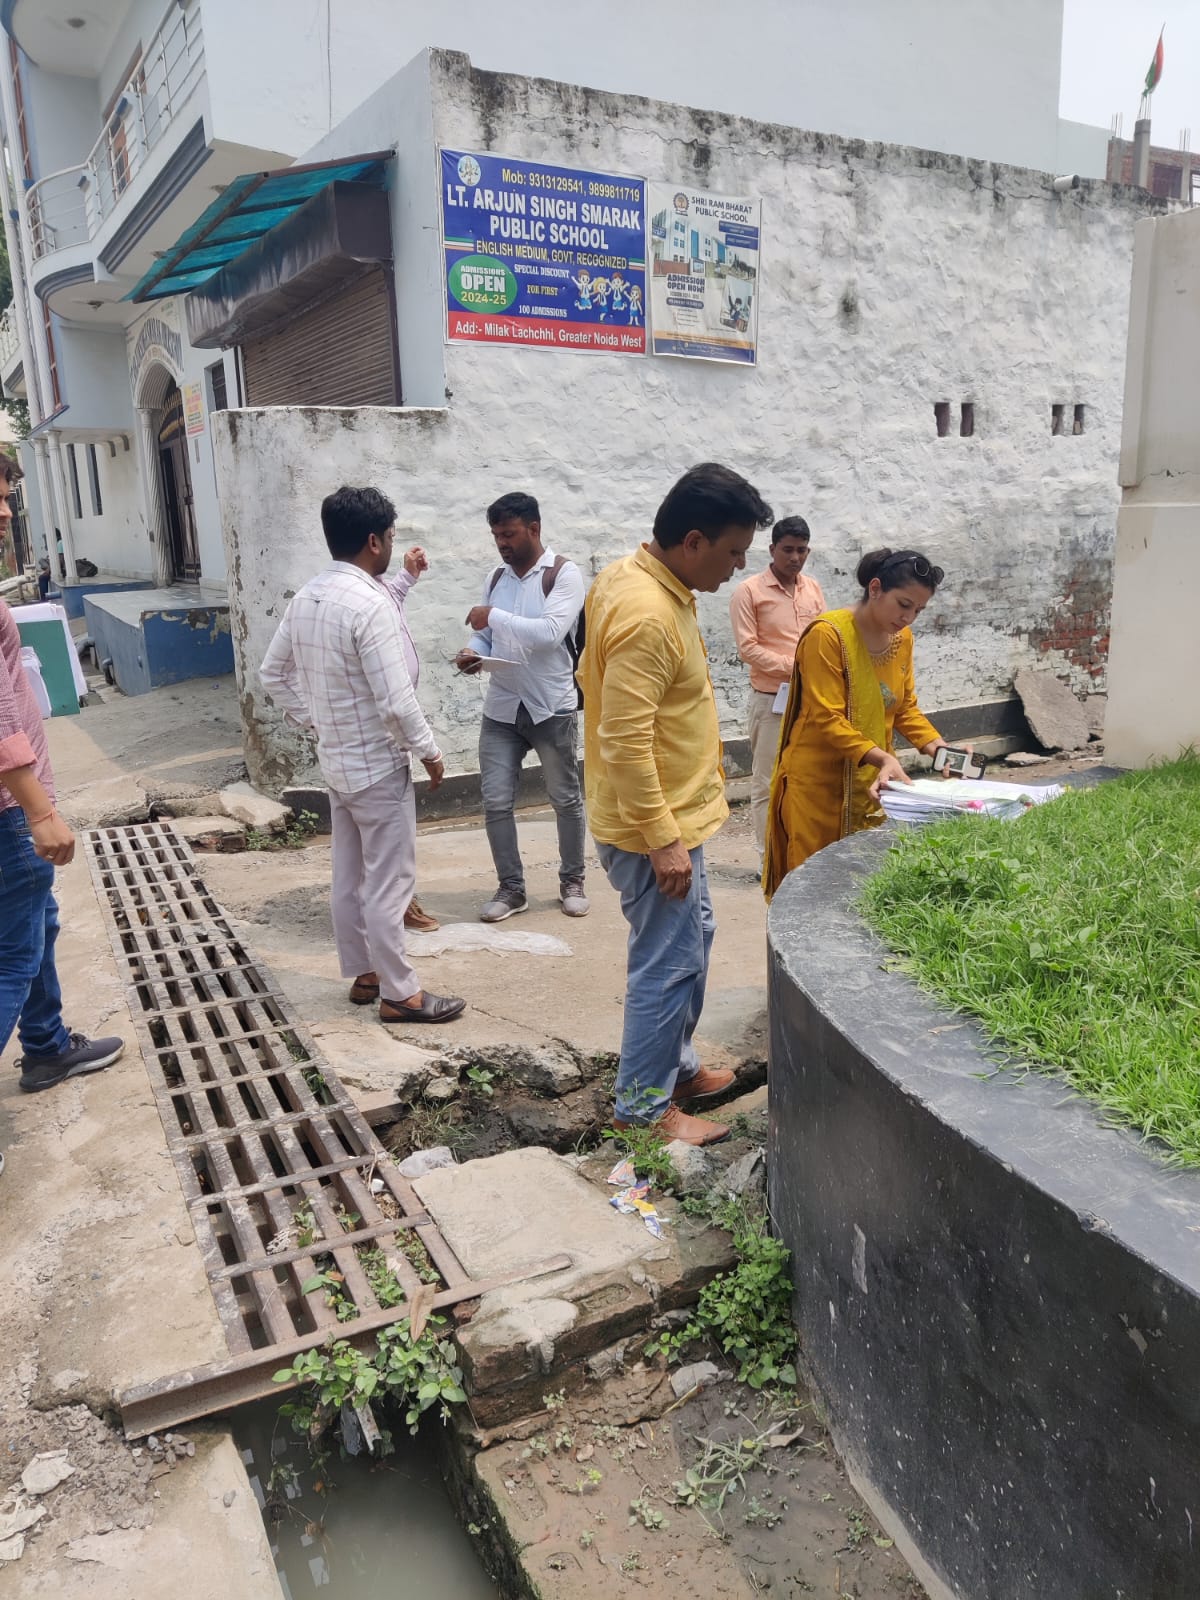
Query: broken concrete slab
[[309, 1024, 438, 1103], [57, 774, 149, 829], [414, 1148, 735, 1426], [444, 1043, 584, 1097], [218, 782, 291, 832], [1085, 692, 1107, 740], [1013, 668, 1090, 752], [1004, 749, 1053, 767]]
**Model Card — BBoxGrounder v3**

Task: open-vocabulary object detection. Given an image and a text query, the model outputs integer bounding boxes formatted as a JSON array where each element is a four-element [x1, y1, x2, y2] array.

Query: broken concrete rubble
[[1013, 668, 1090, 751], [413, 1147, 736, 1428], [443, 1042, 585, 1097], [397, 1145, 458, 1179], [663, 1139, 713, 1195], [670, 1359, 727, 1398], [20, 1451, 74, 1496], [217, 781, 292, 831]]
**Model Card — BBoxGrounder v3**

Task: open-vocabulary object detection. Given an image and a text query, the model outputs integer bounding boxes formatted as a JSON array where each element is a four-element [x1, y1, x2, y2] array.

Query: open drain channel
[[84, 821, 567, 1438]]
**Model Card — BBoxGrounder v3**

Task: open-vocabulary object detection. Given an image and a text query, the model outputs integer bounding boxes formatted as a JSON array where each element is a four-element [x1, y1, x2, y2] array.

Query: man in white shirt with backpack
[[456, 492, 588, 922]]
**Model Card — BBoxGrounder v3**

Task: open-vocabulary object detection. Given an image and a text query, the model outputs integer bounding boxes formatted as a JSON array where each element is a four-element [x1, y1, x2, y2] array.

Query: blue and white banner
[[441, 149, 647, 355]]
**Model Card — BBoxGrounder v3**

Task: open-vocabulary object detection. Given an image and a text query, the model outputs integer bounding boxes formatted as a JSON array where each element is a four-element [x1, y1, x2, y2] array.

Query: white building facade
[[0, 0, 1107, 619], [208, 48, 1153, 789]]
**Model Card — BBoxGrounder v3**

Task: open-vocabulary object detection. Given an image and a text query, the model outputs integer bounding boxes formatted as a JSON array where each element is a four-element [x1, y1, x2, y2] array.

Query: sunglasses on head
[[880, 551, 944, 586]]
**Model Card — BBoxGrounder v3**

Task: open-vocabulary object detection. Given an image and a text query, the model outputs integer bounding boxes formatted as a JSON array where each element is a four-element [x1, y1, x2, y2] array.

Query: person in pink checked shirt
[[0, 459, 125, 1113], [260, 486, 465, 1027], [729, 515, 827, 862]]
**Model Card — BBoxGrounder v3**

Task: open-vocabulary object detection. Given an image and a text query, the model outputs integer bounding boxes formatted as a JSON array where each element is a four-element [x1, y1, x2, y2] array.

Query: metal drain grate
[[84, 821, 567, 1436]]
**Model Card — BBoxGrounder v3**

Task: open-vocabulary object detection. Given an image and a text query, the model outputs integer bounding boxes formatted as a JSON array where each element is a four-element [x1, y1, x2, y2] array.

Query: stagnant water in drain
[[235, 1400, 498, 1598]]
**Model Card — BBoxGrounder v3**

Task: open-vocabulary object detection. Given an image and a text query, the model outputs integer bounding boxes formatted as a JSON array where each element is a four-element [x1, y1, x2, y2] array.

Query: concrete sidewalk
[[199, 804, 769, 1085], [0, 690, 769, 1596]]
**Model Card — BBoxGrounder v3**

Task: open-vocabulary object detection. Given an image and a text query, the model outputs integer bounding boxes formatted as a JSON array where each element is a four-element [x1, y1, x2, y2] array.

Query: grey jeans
[[479, 707, 586, 892]]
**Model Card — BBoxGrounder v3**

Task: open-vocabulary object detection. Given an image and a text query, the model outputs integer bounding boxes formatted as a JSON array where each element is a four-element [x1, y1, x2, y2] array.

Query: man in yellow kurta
[[579, 463, 773, 1146]]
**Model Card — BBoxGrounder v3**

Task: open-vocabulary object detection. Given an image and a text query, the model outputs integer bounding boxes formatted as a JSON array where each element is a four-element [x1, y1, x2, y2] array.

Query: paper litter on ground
[[881, 776, 1066, 824], [610, 1178, 666, 1238]]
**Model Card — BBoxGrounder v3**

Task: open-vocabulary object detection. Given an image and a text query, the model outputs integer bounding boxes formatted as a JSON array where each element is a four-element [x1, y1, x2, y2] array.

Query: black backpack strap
[[487, 566, 504, 596], [541, 554, 569, 597]]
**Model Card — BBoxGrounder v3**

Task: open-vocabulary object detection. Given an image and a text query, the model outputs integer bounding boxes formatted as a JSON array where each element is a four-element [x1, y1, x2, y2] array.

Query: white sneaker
[[559, 880, 590, 917]]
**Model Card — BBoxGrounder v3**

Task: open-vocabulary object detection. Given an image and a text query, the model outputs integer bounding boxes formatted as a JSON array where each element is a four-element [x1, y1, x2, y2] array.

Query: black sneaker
[[19, 1033, 125, 1094], [479, 888, 528, 923]]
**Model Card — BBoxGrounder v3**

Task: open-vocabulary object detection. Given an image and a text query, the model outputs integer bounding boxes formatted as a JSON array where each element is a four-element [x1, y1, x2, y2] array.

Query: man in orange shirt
[[729, 516, 827, 860]]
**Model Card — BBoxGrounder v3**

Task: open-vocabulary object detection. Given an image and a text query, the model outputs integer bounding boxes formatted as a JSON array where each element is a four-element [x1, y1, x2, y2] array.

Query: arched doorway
[[156, 382, 199, 583]]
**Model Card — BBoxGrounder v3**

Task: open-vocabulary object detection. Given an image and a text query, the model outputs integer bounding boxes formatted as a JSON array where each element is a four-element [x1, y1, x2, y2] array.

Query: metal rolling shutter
[[241, 267, 398, 406]]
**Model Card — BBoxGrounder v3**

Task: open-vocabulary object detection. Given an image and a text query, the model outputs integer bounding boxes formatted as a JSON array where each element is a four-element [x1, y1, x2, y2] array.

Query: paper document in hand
[[771, 683, 790, 713], [881, 776, 1066, 824], [452, 657, 520, 671]]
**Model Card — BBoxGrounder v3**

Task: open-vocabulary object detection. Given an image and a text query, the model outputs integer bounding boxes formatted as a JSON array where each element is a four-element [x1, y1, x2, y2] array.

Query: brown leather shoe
[[404, 898, 440, 933], [673, 1066, 736, 1103], [380, 991, 466, 1025], [612, 1102, 730, 1147], [349, 972, 379, 1005]]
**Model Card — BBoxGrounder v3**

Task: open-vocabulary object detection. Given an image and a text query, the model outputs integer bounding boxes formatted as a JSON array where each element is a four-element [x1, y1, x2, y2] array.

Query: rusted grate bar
[[120, 1255, 573, 1439], [84, 820, 554, 1435]]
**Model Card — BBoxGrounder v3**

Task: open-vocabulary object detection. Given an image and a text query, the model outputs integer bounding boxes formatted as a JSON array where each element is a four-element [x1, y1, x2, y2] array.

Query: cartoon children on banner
[[571, 267, 643, 325], [572, 270, 594, 310]]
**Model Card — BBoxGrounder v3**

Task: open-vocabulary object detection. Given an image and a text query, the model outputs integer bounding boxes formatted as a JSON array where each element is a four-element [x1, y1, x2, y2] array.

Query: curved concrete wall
[[767, 827, 1200, 1599]]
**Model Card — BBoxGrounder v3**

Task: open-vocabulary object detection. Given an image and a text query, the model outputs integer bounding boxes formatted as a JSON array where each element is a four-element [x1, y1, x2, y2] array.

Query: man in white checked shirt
[[260, 487, 465, 1025]]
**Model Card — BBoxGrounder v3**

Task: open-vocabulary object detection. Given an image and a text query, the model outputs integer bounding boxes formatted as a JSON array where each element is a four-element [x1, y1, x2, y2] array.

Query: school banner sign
[[441, 149, 647, 355], [647, 184, 761, 364]]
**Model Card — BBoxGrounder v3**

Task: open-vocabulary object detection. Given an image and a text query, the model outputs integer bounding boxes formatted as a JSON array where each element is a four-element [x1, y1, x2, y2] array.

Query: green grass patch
[[859, 755, 1200, 1164]]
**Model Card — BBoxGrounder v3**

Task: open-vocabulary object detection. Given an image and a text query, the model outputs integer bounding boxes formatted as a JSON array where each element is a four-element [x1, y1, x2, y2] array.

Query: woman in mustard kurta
[[763, 549, 948, 899]]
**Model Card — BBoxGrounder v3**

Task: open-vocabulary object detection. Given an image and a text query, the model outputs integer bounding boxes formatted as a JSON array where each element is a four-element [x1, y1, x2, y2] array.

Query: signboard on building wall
[[182, 381, 205, 435], [647, 185, 761, 364], [440, 149, 647, 355]]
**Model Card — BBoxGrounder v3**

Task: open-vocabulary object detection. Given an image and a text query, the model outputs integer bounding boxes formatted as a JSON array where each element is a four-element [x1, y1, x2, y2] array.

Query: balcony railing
[[0, 302, 19, 370], [27, 3, 205, 262]]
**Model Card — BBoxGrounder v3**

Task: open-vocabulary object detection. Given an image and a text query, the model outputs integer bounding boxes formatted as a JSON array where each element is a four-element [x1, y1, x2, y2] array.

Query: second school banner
[[648, 184, 761, 364], [441, 149, 647, 355]]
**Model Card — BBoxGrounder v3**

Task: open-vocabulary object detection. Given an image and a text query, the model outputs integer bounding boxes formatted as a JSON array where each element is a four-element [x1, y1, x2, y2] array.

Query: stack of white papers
[[881, 776, 1066, 823]]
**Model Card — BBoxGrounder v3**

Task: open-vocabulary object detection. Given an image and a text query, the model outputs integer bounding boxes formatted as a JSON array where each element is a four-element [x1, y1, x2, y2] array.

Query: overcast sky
[[1061, 1, 1197, 145]]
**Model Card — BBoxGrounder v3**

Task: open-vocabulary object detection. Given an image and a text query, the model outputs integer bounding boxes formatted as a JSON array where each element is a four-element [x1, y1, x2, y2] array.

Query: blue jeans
[[597, 842, 714, 1124], [0, 808, 70, 1059], [479, 708, 586, 892]]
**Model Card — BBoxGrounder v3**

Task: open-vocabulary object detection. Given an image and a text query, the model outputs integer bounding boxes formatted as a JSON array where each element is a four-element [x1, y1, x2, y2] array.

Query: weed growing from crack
[[246, 810, 320, 852], [605, 1122, 678, 1192], [647, 1196, 796, 1388], [859, 756, 1200, 1163], [273, 1313, 466, 1448]]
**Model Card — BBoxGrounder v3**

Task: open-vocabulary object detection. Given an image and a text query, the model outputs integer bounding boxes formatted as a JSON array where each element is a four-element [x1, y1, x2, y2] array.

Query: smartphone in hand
[[933, 744, 987, 780]]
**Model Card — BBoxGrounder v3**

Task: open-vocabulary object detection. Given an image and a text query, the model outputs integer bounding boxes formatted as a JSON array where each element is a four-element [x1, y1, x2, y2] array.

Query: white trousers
[[329, 765, 419, 1003], [748, 689, 784, 855]]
